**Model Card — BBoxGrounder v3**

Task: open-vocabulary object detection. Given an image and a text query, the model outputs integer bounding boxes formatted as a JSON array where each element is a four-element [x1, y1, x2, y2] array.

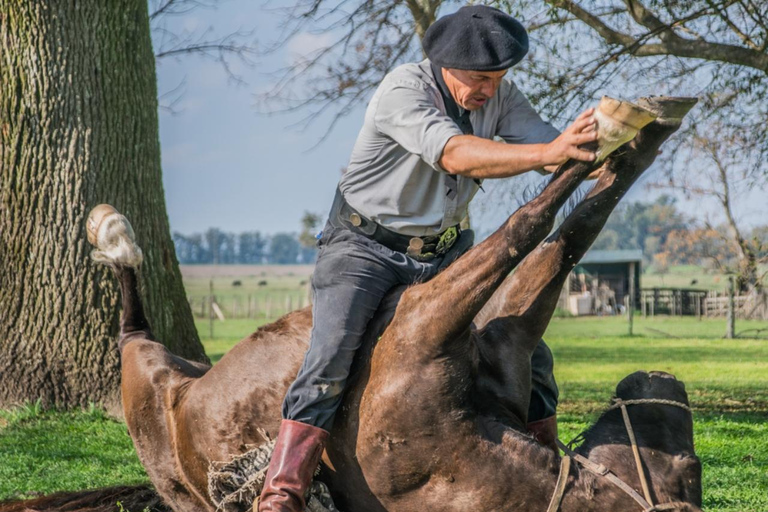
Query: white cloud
[[285, 31, 335, 63], [183, 16, 201, 33]]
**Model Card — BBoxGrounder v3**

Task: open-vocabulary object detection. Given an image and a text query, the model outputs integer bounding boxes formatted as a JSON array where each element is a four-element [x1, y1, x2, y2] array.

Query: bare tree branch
[[545, 0, 768, 70], [150, 0, 259, 85]]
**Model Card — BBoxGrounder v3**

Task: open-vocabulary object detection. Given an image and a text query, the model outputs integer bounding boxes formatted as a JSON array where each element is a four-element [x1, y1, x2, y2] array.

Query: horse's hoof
[[87, 204, 143, 267], [636, 96, 698, 125], [594, 97, 657, 162]]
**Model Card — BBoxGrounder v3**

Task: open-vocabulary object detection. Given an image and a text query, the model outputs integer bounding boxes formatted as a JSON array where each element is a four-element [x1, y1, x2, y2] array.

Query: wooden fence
[[640, 288, 708, 317], [704, 290, 768, 320], [633, 287, 768, 321]]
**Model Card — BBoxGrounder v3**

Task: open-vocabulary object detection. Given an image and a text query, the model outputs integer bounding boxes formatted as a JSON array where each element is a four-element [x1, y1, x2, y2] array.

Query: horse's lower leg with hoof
[[476, 96, 698, 345], [88, 205, 155, 348], [386, 97, 657, 358]]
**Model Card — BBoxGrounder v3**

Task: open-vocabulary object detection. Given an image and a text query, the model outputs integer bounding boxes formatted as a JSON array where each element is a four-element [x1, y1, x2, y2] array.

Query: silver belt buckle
[[407, 237, 424, 258]]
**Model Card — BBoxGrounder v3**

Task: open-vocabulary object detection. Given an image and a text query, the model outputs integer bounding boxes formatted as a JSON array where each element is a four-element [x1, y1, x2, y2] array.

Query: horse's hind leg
[[87, 205, 213, 511], [88, 205, 154, 349]]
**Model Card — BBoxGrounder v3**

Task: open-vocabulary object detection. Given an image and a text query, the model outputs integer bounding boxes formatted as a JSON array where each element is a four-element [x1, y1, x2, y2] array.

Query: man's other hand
[[543, 109, 598, 167]]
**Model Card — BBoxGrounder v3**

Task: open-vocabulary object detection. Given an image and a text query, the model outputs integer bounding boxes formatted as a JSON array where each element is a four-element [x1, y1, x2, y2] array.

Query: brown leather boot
[[257, 419, 329, 512], [527, 415, 558, 453]]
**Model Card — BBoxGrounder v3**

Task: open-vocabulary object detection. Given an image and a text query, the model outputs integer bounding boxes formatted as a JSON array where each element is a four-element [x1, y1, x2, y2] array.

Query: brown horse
[[1, 96, 701, 512]]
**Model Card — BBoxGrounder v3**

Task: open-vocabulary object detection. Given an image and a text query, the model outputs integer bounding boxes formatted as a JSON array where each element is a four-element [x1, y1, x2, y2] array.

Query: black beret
[[423, 5, 529, 71]]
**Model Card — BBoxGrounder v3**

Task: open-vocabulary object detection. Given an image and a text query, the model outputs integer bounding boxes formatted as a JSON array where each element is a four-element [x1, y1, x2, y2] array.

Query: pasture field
[[180, 264, 314, 322], [1, 265, 766, 510]]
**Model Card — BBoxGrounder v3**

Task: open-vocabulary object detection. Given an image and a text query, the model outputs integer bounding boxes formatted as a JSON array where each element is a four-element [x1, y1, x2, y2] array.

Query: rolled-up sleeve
[[373, 79, 463, 172], [497, 81, 560, 145]]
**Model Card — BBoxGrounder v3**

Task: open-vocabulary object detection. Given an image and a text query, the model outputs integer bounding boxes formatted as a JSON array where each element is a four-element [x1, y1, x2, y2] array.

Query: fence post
[[628, 262, 635, 336], [726, 276, 735, 339], [696, 294, 701, 321], [209, 279, 214, 340]]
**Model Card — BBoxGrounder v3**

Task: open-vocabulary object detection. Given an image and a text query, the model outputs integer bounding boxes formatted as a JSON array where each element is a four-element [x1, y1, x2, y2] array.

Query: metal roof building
[[565, 249, 643, 315]]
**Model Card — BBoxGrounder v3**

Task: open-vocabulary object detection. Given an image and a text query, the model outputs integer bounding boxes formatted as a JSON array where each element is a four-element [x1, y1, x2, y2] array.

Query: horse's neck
[[482, 426, 630, 512], [561, 416, 682, 512]]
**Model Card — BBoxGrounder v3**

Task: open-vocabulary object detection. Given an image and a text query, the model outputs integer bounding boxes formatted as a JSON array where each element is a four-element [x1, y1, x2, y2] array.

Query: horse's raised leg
[[88, 205, 213, 511], [378, 98, 659, 356], [477, 96, 698, 337], [472, 97, 698, 424], [365, 99, 660, 408], [345, 100, 657, 510]]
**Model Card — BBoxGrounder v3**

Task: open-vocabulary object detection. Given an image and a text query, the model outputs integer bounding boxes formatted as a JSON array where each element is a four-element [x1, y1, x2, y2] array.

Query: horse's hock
[[79, 95, 701, 512]]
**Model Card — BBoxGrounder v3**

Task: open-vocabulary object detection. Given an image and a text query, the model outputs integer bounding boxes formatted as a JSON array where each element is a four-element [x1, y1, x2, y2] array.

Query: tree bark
[[0, 0, 208, 414]]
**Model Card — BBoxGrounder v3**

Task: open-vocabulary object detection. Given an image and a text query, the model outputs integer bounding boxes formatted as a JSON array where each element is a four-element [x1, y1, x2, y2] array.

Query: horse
[[0, 96, 702, 512]]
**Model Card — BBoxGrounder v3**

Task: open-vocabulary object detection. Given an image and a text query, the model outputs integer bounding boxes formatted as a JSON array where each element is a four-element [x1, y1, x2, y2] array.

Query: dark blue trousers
[[282, 224, 558, 431]]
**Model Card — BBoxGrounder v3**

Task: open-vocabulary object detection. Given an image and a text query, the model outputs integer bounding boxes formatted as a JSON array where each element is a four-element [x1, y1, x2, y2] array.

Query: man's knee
[[528, 339, 559, 421]]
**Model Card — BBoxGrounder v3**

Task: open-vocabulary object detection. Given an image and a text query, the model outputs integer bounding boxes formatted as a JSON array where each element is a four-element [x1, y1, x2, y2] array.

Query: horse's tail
[[87, 205, 154, 349], [0, 485, 168, 512]]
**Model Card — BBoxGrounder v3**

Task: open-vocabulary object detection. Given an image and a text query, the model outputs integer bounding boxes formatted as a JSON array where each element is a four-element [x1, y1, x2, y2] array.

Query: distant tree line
[[174, 212, 324, 265], [173, 229, 317, 264], [593, 195, 767, 290]]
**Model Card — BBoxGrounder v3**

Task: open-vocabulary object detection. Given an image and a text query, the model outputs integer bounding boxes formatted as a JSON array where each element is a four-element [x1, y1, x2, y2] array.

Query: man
[[258, 5, 598, 511]]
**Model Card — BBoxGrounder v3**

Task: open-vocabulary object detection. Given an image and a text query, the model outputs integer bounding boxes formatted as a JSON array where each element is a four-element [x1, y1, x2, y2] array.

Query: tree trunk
[[0, 0, 208, 414]]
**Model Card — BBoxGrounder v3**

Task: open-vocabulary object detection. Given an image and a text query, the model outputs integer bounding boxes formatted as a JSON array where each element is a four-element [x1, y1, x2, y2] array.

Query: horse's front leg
[[473, 97, 698, 425]]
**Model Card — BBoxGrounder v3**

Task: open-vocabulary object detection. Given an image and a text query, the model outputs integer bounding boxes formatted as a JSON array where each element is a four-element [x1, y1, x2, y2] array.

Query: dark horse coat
[[0, 97, 702, 512]]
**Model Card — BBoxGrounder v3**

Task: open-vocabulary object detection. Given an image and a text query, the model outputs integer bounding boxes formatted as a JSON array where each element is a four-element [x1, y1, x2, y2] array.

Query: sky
[[154, 0, 364, 236], [153, 0, 767, 238]]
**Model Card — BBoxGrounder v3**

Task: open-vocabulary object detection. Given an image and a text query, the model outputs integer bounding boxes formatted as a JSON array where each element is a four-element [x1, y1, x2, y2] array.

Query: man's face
[[442, 68, 508, 111]]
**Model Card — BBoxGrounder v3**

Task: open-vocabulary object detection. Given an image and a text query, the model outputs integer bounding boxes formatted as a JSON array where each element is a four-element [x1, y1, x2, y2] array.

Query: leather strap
[[430, 62, 483, 198], [620, 403, 654, 505], [557, 440, 653, 510], [546, 455, 571, 512], [551, 397, 695, 512]]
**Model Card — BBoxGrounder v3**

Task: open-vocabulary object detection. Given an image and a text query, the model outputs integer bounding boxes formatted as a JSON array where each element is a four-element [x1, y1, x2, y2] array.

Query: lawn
[[1, 315, 766, 510]]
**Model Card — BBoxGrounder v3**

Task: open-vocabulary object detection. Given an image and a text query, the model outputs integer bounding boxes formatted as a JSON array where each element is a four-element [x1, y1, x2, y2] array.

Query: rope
[[607, 398, 692, 413], [206, 436, 338, 512]]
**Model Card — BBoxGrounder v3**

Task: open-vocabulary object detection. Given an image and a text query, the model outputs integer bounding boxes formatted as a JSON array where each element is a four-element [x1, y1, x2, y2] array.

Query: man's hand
[[542, 108, 598, 167]]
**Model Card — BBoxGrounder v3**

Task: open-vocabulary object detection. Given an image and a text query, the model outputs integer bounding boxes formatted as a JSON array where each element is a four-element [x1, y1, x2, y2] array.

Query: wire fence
[[189, 292, 311, 321]]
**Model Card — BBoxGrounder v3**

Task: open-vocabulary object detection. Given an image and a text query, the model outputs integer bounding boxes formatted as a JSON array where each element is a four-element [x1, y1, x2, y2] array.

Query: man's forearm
[[439, 135, 550, 179]]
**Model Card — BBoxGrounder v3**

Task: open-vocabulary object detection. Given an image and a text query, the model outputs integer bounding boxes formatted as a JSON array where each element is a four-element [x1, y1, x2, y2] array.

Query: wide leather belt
[[330, 189, 460, 261]]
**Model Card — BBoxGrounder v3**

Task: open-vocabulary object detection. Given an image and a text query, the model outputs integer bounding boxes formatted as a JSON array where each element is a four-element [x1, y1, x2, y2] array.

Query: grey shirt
[[339, 59, 560, 237]]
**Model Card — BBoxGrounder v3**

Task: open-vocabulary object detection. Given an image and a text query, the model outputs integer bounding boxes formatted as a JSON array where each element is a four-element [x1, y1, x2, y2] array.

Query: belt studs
[[408, 237, 424, 255], [349, 213, 362, 227]]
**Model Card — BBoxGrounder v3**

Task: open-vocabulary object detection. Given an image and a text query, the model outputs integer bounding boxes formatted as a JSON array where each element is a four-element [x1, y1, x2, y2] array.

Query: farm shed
[[561, 249, 643, 316]]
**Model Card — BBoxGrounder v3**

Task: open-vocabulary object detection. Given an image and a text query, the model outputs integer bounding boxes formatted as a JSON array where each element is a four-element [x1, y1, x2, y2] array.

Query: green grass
[[2, 315, 767, 509], [194, 318, 271, 363], [180, 265, 313, 321], [642, 263, 768, 291], [0, 403, 147, 500]]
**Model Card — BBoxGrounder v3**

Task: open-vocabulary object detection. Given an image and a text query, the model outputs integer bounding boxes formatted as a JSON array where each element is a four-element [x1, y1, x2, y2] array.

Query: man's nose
[[481, 81, 497, 98]]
